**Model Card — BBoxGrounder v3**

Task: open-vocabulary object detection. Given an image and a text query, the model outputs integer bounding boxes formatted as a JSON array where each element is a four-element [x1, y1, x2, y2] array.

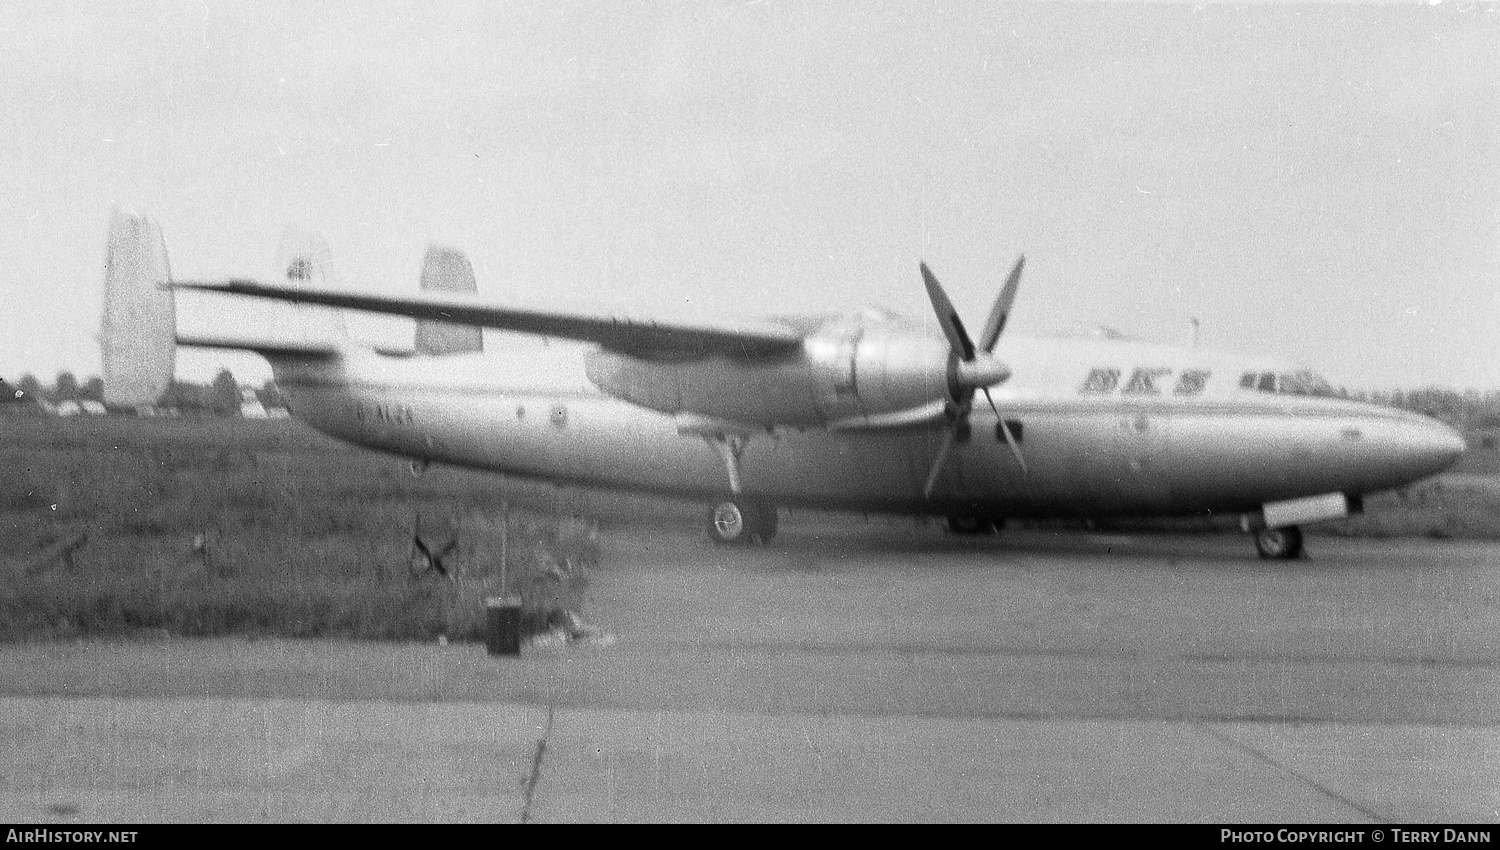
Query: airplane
[[99, 209, 1467, 559]]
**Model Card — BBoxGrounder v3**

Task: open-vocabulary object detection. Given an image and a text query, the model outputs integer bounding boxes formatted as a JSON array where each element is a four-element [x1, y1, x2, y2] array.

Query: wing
[[172, 279, 804, 360]]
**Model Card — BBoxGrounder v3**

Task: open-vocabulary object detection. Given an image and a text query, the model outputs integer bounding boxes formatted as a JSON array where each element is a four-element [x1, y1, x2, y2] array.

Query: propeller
[[921, 257, 1028, 498]]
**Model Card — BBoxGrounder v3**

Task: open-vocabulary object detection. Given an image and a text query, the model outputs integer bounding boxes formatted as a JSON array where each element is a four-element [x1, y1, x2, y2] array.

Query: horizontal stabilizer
[[172, 278, 806, 360], [174, 333, 341, 360], [274, 226, 349, 347], [174, 226, 352, 361]]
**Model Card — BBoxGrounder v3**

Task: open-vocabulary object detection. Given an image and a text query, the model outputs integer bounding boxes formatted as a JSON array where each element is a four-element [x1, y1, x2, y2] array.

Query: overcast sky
[[2, 0, 1497, 390]]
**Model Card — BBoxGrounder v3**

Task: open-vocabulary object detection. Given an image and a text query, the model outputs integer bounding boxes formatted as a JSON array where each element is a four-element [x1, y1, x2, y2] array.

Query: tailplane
[[274, 226, 351, 346], [414, 244, 484, 355], [101, 209, 176, 407], [101, 211, 345, 406]]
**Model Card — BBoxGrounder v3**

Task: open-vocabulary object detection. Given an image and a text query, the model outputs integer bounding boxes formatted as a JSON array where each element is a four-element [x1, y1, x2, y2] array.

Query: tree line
[[3, 369, 288, 417], [1347, 388, 1500, 431]]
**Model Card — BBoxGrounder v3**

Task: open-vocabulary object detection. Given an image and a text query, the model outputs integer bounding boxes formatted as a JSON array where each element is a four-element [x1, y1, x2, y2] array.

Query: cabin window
[[1173, 369, 1210, 396], [1123, 367, 1172, 395], [549, 405, 568, 428], [1239, 372, 1257, 390], [1079, 368, 1121, 394], [996, 420, 1023, 443]]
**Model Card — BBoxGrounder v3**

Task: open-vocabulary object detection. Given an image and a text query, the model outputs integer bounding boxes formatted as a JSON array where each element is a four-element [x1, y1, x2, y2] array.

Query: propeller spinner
[[920, 257, 1028, 498]]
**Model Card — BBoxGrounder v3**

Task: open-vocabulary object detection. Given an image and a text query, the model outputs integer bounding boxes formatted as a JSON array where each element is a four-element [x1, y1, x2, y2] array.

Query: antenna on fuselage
[[1187, 317, 1201, 349]]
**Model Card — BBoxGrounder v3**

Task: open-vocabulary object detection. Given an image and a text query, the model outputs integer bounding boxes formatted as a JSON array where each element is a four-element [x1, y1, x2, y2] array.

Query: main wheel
[[707, 499, 778, 545], [1255, 525, 1304, 560], [752, 502, 779, 543], [709, 500, 748, 544]]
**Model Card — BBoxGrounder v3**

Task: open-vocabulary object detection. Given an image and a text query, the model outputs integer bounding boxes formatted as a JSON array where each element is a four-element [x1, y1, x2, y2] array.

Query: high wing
[[172, 279, 804, 360]]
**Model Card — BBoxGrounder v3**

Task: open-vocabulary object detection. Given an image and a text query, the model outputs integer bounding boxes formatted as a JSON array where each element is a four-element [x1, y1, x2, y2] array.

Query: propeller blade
[[977, 255, 1025, 354], [983, 388, 1029, 475], [920, 262, 976, 361], [923, 428, 957, 499], [922, 258, 1027, 493]]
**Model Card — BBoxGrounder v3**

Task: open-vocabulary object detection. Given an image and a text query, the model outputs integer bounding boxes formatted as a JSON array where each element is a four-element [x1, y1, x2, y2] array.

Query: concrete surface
[[1, 515, 1496, 822]]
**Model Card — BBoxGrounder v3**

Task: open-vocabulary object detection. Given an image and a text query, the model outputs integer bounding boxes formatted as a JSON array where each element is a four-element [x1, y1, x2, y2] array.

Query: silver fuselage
[[266, 338, 1465, 519]]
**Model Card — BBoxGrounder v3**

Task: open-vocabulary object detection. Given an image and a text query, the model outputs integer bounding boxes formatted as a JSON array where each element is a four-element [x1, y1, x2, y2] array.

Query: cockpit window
[[1239, 369, 1336, 397], [1173, 369, 1210, 396], [1277, 370, 1337, 397]]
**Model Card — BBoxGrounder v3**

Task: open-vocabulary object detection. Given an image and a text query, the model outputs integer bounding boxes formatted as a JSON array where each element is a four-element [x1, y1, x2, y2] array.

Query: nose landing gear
[[1254, 525, 1305, 560]]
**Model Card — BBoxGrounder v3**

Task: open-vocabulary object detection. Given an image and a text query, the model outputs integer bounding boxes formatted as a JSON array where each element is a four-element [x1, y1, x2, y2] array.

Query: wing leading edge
[[172, 279, 804, 360]]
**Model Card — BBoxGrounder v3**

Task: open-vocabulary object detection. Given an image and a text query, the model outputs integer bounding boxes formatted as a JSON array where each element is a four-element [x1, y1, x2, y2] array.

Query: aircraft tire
[[946, 515, 994, 535], [1255, 525, 1304, 560], [708, 499, 777, 546], [751, 501, 779, 543], [708, 500, 750, 545]]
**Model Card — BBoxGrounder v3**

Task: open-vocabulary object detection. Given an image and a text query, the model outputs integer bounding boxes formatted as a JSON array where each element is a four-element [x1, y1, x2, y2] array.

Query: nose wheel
[[1254, 525, 1304, 560], [707, 498, 779, 545]]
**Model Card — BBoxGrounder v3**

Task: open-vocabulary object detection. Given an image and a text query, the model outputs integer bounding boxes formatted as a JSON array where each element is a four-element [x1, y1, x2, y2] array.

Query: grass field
[[1322, 473, 1500, 540], [1456, 430, 1500, 475], [3, 414, 1497, 642], [1, 416, 598, 643]]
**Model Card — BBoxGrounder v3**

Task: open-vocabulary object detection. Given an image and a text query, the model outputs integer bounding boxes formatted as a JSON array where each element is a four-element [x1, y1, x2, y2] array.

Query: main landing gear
[[690, 428, 780, 545], [1254, 525, 1304, 560], [707, 498, 779, 545]]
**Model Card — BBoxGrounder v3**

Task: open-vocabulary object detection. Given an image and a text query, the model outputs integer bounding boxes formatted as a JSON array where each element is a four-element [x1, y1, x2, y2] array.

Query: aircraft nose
[[1435, 421, 1468, 467], [1399, 416, 1467, 476]]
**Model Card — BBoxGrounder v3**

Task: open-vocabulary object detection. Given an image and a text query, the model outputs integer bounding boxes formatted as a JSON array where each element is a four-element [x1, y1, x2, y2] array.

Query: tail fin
[[101, 208, 176, 407], [274, 227, 350, 345], [414, 244, 484, 356]]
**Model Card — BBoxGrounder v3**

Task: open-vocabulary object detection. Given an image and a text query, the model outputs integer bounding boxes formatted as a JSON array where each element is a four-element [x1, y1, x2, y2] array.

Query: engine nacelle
[[583, 315, 984, 428]]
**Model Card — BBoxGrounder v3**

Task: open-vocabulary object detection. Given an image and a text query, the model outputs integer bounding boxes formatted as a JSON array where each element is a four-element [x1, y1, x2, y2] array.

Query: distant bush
[[1352, 387, 1500, 431], [1321, 476, 1500, 540]]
